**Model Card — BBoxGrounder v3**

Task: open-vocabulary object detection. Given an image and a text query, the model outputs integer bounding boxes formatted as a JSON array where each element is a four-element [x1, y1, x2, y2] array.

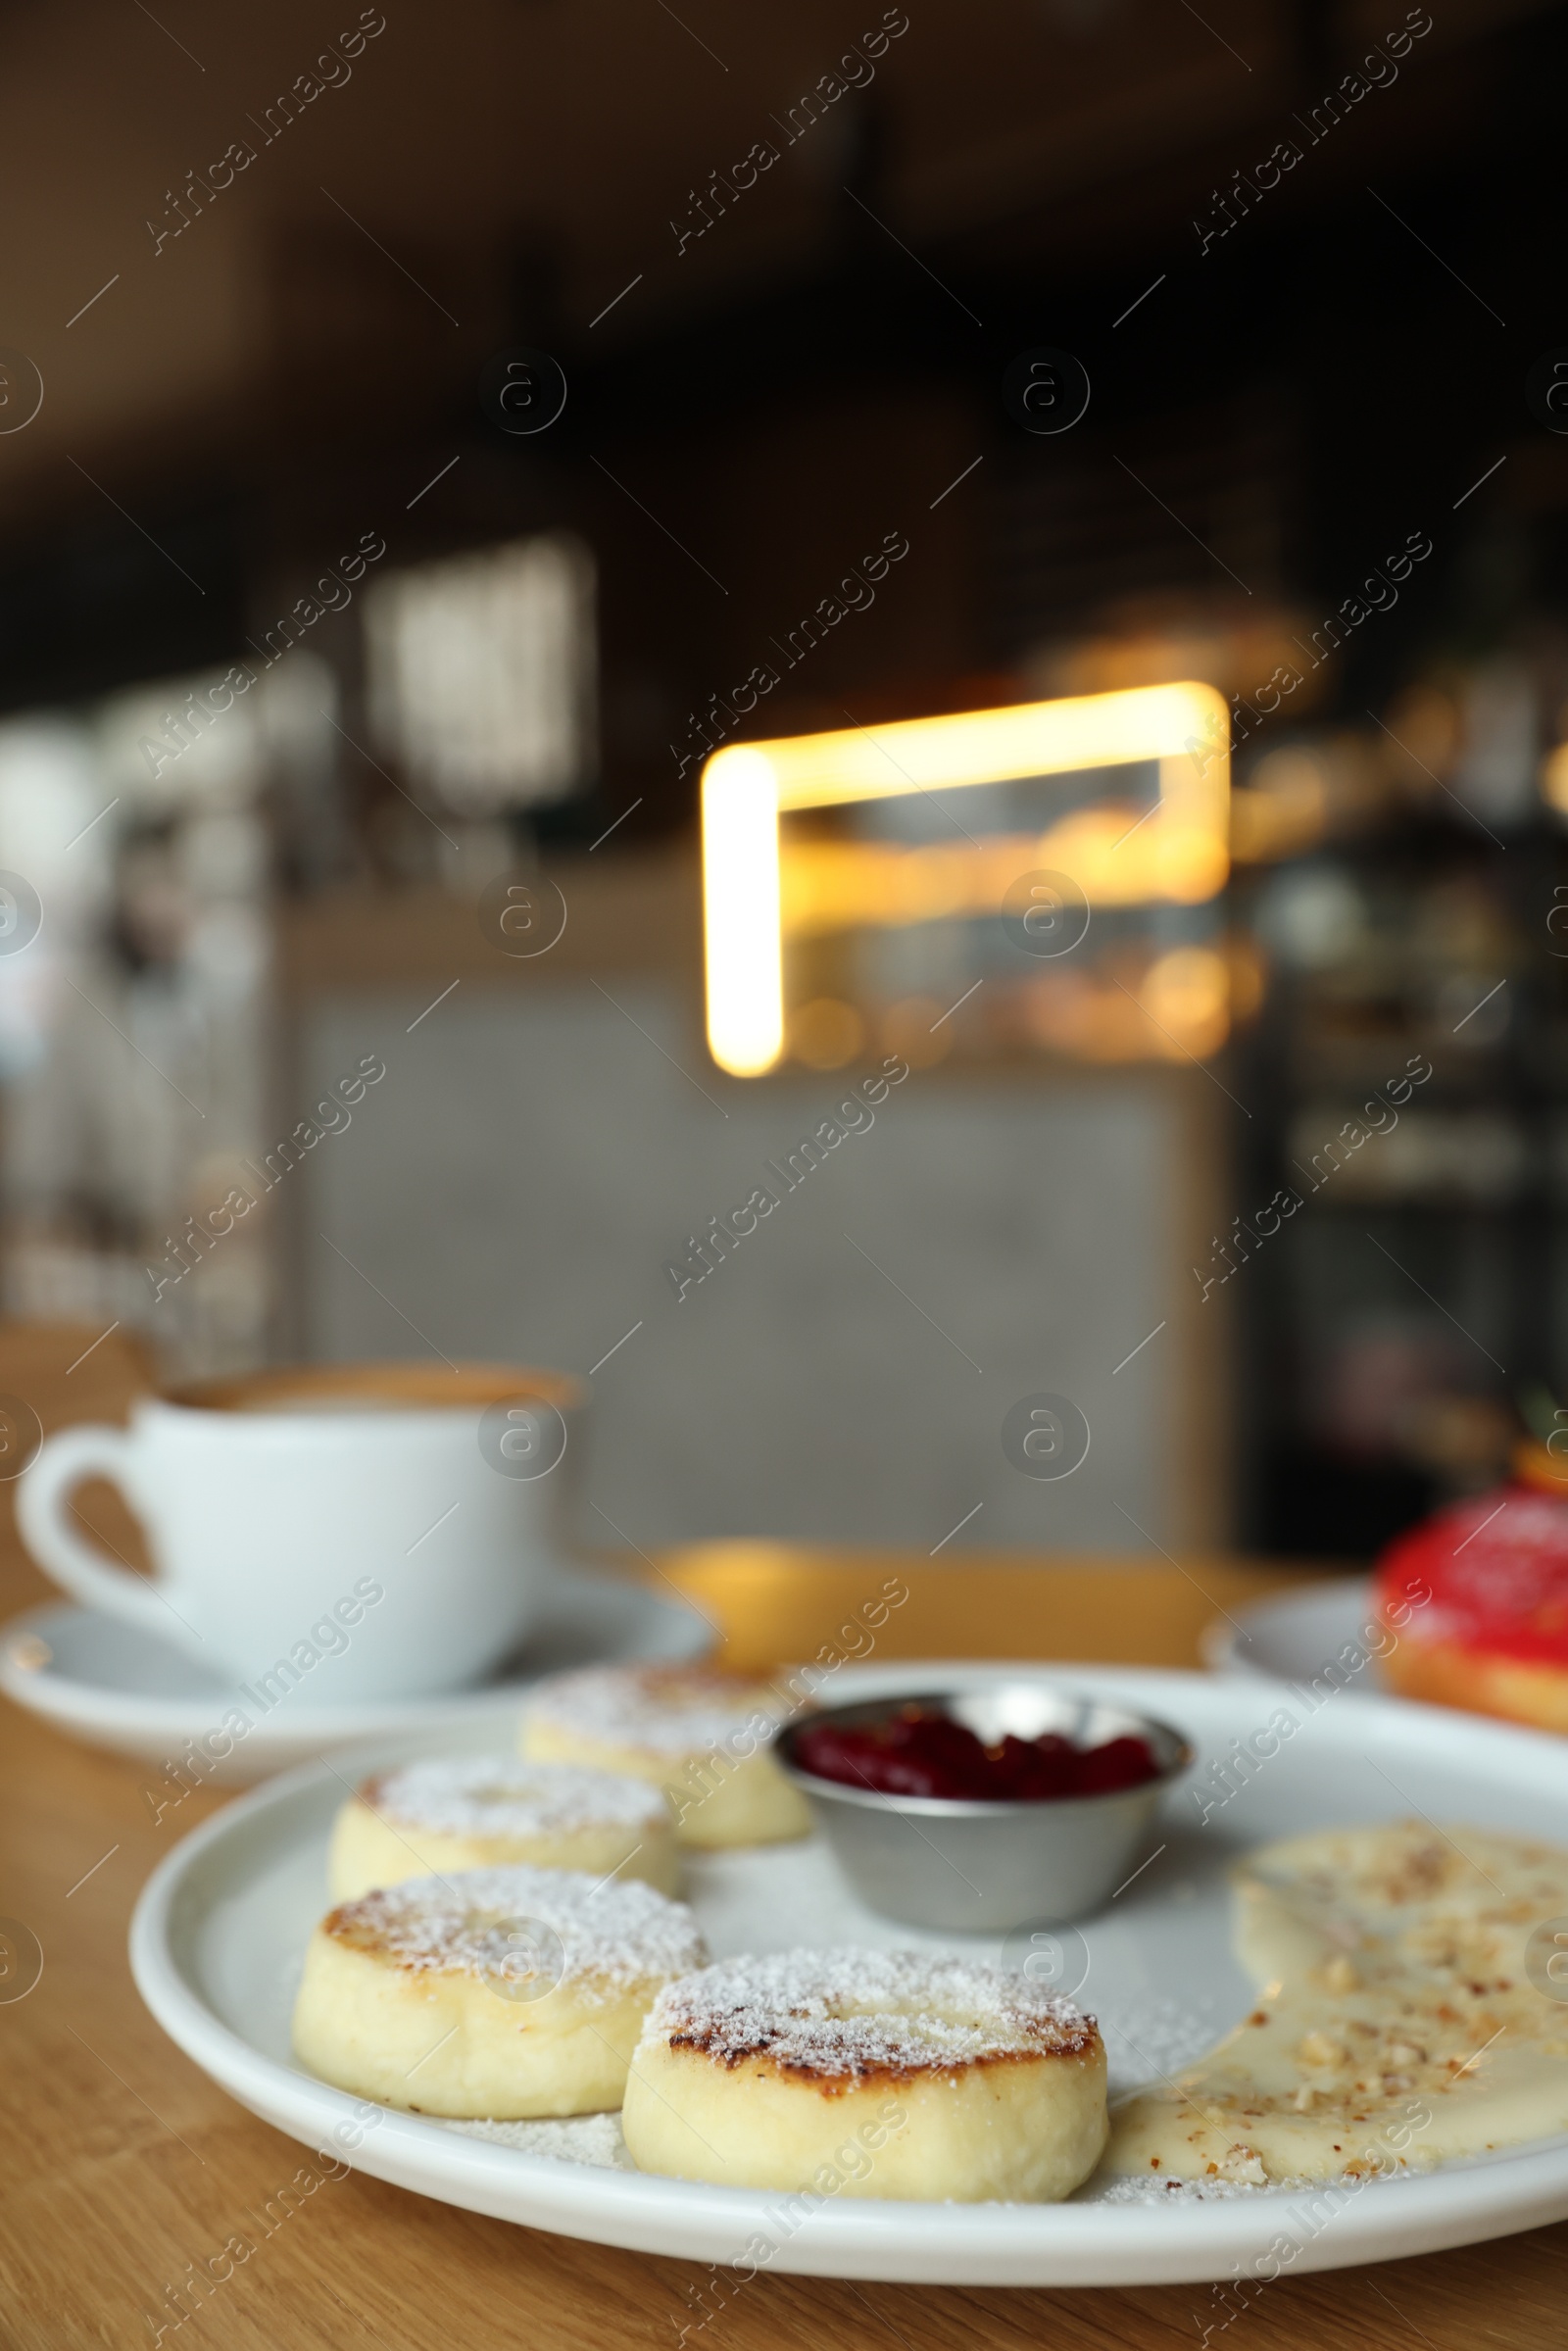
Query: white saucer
[[1201, 1575, 1388, 1692], [0, 1567, 712, 1782]]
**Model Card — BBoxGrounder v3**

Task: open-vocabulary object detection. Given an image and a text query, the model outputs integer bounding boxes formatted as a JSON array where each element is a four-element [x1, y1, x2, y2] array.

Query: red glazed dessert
[[1375, 1463, 1568, 1734], [792, 1706, 1163, 1801]]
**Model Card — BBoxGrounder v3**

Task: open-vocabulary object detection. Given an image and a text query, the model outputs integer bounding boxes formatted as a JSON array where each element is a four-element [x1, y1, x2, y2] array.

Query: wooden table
[[3, 1326, 1565, 2350]]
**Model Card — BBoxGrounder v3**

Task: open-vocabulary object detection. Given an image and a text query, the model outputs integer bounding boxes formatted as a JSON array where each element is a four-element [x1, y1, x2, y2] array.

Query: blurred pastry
[[292, 1864, 705, 2118], [327, 1755, 679, 1900], [520, 1665, 811, 1847], [1376, 1482, 1568, 1733], [621, 1948, 1107, 2200]]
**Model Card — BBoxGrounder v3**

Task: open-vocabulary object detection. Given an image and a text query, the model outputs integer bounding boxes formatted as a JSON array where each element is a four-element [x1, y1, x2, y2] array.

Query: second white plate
[[1202, 1575, 1388, 1692]]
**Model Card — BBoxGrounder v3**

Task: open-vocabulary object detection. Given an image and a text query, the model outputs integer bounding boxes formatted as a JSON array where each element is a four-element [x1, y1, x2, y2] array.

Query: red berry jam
[[793, 1707, 1162, 1801]]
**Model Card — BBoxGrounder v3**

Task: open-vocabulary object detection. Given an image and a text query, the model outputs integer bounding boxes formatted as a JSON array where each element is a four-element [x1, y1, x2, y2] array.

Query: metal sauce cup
[[779, 1680, 1191, 1931]]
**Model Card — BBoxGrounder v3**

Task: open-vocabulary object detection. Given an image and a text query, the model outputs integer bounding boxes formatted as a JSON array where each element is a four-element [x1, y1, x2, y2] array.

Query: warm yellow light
[[1140, 946, 1231, 1058], [1543, 743, 1568, 818], [756, 683, 1224, 808], [1015, 947, 1232, 1064], [788, 997, 865, 1068], [1231, 748, 1329, 862], [701, 684, 1228, 1076], [777, 816, 1228, 939], [702, 749, 782, 1075]]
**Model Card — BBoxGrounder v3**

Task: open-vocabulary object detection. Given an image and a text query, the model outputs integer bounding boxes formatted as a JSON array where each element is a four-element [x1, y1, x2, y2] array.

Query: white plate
[[1202, 1577, 1389, 1692], [0, 1568, 711, 1781], [129, 1660, 1568, 2286]]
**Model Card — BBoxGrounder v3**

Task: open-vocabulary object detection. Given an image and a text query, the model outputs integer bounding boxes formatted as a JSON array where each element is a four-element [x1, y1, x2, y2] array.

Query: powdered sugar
[[326, 1864, 705, 1992], [446, 2113, 636, 2170], [1094, 2172, 1298, 2203], [643, 1947, 1100, 2079], [1101, 1997, 1225, 2095], [444, 2117, 1306, 2198], [525, 1666, 787, 1758], [359, 1756, 667, 1840]]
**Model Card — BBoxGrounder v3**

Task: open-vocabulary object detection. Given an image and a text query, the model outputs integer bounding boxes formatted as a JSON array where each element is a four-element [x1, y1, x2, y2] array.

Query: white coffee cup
[[17, 1361, 584, 1701]]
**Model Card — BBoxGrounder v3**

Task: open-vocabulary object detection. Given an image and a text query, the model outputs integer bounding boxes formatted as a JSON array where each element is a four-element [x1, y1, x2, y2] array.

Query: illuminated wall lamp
[[701, 681, 1230, 1076]]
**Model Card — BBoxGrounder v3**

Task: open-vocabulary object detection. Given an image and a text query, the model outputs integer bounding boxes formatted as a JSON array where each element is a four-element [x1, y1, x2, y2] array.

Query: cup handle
[[16, 1425, 176, 1644]]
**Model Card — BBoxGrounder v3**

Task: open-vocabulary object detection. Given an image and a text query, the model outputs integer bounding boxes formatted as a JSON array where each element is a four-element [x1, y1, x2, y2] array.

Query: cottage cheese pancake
[[292, 1864, 705, 2118], [520, 1666, 811, 1847], [622, 1948, 1107, 2201], [327, 1755, 678, 1900], [1107, 1820, 1568, 2183]]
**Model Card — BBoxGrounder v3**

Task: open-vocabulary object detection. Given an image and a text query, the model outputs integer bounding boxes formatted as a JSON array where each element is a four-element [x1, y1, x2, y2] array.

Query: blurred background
[[0, 0, 1563, 1566]]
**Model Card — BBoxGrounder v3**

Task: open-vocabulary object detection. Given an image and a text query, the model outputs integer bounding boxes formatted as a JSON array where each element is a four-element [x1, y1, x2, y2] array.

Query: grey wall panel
[[296, 986, 1178, 1555]]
